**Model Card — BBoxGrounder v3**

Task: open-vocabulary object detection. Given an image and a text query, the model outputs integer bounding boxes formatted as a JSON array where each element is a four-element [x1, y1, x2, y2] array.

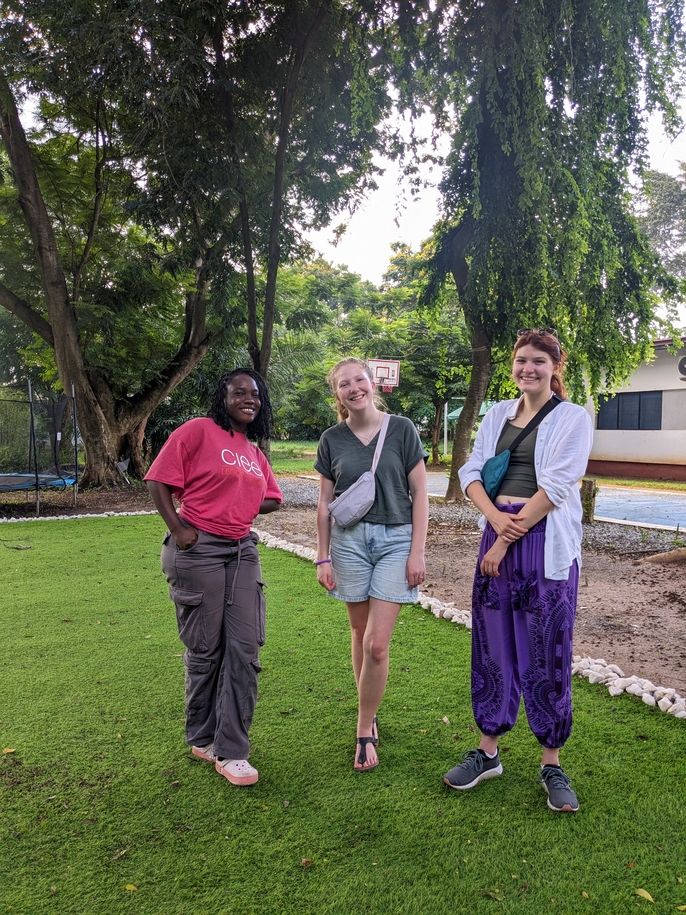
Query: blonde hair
[[327, 357, 385, 421]]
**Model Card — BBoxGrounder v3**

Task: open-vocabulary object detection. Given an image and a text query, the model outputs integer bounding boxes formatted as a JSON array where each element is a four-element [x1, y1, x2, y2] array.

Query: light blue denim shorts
[[330, 521, 418, 604]]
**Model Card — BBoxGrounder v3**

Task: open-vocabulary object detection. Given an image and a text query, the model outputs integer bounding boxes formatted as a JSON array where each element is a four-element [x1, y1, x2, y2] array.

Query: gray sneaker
[[540, 765, 579, 812], [443, 749, 503, 790]]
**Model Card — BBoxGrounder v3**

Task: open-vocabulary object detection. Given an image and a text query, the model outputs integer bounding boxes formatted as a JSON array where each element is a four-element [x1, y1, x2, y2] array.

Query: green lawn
[[1, 516, 684, 915], [584, 476, 686, 492], [270, 440, 318, 475]]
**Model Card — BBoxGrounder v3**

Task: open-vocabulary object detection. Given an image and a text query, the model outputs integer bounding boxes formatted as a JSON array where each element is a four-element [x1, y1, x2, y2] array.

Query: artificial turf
[[1, 515, 684, 914]]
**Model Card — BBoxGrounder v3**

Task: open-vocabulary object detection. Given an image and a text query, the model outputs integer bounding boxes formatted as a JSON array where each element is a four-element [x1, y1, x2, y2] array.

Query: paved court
[[426, 473, 686, 530]]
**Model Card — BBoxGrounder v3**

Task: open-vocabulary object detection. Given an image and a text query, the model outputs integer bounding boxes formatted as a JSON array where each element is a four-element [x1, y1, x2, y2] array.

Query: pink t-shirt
[[144, 418, 282, 539]]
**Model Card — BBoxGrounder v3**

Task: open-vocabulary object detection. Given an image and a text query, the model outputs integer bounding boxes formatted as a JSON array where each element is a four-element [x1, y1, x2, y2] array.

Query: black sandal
[[354, 736, 379, 771]]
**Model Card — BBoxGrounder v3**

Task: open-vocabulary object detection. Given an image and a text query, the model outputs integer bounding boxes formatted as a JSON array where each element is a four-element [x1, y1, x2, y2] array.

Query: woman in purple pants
[[443, 330, 593, 812]]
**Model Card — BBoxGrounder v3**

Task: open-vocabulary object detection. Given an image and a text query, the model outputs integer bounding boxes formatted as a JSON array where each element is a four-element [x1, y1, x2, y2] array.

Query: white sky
[[306, 104, 686, 326]]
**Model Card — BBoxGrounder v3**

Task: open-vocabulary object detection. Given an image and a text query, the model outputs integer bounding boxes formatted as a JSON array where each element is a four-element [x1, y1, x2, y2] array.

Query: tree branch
[[0, 67, 87, 404], [0, 71, 73, 327], [211, 18, 259, 369], [0, 281, 54, 346], [121, 335, 211, 426], [261, 1, 330, 376], [73, 97, 109, 304]]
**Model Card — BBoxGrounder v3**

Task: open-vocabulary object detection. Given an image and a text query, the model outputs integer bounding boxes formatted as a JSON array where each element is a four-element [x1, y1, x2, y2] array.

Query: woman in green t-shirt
[[315, 358, 429, 772]]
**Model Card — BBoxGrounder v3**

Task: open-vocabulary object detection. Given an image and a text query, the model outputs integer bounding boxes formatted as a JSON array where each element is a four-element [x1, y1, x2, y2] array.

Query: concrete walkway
[[427, 473, 686, 530]]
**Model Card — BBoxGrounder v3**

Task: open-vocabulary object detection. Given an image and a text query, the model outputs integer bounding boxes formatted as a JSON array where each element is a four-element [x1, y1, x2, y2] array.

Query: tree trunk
[[580, 477, 598, 524], [73, 389, 119, 486], [211, 22, 259, 373], [1, 72, 213, 486], [119, 422, 149, 482], [445, 322, 492, 501], [440, 215, 491, 501], [260, 4, 328, 379], [430, 398, 444, 465], [75, 330, 209, 486]]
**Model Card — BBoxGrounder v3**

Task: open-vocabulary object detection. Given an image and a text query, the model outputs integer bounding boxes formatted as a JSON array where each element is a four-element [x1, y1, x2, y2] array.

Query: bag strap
[[370, 413, 390, 474], [508, 395, 561, 453]]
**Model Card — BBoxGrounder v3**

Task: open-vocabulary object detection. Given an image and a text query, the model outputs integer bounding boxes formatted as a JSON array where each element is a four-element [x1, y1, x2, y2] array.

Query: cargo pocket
[[255, 580, 266, 647], [170, 586, 205, 651]]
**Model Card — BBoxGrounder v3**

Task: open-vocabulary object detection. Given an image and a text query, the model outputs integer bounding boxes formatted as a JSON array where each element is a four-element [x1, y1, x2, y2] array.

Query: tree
[[0, 10, 232, 485], [636, 166, 686, 317], [0, 1, 413, 482], [124, 1, 403, 377], [382, 243, 470, 463], [419, 1, 686, 499]]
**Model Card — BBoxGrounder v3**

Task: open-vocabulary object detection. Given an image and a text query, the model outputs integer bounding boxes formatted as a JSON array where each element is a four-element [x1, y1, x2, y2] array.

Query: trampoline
[[0, 472, 77, 492], [0, 382, 79, 515]]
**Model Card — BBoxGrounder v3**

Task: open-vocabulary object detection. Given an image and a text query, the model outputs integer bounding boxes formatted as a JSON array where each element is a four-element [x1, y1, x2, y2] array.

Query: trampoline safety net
[[0, 383, 79, 511]]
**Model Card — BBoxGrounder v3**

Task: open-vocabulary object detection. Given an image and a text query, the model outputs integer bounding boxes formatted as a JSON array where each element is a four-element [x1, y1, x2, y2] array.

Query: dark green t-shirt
[[315, 415, 427, 525]]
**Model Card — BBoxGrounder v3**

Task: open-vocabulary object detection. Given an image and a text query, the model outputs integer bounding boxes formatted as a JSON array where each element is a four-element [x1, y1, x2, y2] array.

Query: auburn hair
[[513, 331, 568, 400]]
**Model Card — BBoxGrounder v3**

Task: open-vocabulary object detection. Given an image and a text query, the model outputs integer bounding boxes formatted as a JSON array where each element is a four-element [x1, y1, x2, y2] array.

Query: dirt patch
[[0, 486, 155, 519], [3, 484, 684, 694], [255, 506, 686, 695]]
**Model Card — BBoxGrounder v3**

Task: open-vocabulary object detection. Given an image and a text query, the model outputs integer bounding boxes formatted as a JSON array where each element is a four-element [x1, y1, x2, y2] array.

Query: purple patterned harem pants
[[471, 505, 578, 749]]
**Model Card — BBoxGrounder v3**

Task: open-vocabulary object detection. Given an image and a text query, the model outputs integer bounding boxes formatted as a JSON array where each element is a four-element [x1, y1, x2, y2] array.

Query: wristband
[[315, 558, 332, 566]]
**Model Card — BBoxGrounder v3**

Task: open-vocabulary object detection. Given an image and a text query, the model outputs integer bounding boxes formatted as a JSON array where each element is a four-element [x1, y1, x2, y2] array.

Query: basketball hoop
[[368, 358, 401, 395]]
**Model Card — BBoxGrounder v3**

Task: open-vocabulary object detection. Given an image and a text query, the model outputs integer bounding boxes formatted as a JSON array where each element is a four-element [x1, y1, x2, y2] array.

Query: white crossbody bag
[[328, 413, 390, 528]]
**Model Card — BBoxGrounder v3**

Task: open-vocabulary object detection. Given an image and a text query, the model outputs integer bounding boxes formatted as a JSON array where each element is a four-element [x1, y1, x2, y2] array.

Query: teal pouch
[[481, 449, 511, 500], [478, 395, 562, 501]]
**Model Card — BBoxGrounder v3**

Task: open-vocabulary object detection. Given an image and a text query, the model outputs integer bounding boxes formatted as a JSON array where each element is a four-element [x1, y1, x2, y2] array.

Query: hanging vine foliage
[[415, 0, 686, 498]]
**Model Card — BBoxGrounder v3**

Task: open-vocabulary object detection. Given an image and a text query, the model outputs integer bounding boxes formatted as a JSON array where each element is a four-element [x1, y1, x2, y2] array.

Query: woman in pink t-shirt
[[145, 370, 282, 787]]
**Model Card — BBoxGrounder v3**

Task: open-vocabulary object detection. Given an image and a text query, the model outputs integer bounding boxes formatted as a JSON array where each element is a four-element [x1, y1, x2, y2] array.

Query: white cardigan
[[458, 397, 594, 580]]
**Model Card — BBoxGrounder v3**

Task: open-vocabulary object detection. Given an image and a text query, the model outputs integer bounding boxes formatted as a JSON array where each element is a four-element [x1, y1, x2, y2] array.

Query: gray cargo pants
[[161, 529, 265, 760]]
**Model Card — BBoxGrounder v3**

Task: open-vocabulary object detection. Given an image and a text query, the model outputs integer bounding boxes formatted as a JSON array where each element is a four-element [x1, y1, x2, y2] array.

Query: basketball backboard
[[368, 358, 400, 392]]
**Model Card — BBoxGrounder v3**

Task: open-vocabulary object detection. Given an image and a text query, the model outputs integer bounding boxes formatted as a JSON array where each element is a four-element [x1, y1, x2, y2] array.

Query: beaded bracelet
[[315, 558, 332, 566]]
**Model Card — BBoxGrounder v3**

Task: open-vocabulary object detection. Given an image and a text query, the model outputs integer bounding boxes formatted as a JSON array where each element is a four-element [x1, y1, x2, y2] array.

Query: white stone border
[[571, 657, 685, 717], [1, 513, 682, 719], [0, 510, 158, 523], [254, 530, 685, 721]]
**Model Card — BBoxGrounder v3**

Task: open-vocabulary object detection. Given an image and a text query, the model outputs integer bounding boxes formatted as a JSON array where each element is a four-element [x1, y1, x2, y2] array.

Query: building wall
[[588, 343, 686, 475], [585, 458, 686, 482], [663, 389, 686, 431], [591, 430, 685, 463], [615, 344, 686, 393]]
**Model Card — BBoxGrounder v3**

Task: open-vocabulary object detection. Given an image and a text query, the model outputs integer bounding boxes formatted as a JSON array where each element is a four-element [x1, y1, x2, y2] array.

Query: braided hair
[[208, 369, 274, 440]]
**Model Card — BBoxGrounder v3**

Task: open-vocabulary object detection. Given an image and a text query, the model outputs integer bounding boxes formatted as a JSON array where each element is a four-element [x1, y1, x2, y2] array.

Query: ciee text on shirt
[[220, 448, 264, 476]]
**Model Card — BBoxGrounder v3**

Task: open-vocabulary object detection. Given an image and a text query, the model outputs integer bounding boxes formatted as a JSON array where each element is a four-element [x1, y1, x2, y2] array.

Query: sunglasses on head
[[517, 327, 558, 338]]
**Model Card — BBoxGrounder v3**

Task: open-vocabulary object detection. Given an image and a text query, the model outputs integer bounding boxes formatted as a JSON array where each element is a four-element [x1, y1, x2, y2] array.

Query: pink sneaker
[[191, 744, 216, 763], [214, 758, 259, 786]]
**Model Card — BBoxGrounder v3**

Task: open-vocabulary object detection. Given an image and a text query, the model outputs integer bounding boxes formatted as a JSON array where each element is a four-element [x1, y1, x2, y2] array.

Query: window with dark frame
[[597, 390, 662, 430]]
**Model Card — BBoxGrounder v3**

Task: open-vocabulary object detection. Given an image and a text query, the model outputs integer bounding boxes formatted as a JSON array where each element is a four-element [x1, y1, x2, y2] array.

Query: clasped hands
[[488, 511, 528, 544], [480, 512, 528, 578]]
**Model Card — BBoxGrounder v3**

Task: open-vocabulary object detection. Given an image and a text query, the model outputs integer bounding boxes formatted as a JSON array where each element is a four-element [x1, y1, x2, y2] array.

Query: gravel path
[[277, 476, 682, 554]]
